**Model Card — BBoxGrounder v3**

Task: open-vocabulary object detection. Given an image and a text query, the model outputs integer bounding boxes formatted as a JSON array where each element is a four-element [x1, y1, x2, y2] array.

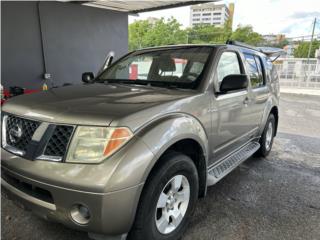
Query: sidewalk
[[280, 87, 320, 96]]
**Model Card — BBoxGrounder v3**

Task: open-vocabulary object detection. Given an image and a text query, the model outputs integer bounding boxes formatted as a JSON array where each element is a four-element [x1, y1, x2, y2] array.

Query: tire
[[256, 114, 276, 157], [128, 152, 199, 240]]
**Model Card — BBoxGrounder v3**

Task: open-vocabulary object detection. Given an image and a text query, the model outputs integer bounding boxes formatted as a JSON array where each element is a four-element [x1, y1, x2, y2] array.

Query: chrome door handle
[[243, 97, 250, 105]]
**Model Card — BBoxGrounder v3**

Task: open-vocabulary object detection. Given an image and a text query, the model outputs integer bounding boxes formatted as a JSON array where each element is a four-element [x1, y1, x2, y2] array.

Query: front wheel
[[128, 152, 199, 240], [257, 114, 276, 157]]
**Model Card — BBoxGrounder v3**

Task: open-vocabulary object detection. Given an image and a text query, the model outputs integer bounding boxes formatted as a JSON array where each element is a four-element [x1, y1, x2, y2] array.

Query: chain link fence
[[274, 58, 320, 89]]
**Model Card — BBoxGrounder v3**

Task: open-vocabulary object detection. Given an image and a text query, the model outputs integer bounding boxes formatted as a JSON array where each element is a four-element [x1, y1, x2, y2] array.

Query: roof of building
[[68, 1, 216, 13]]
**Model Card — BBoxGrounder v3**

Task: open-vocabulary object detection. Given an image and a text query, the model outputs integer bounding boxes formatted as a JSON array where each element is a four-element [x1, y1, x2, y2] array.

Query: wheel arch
[[149, 138, 207, 198], [259, 97, 279, 137]]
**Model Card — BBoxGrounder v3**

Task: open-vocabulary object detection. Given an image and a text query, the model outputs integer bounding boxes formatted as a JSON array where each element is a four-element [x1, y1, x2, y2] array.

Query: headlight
[[66, 126, 133, 163]]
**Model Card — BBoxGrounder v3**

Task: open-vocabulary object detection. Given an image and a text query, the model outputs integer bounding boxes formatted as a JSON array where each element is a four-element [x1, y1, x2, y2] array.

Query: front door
[[209, 50, 258, 165]]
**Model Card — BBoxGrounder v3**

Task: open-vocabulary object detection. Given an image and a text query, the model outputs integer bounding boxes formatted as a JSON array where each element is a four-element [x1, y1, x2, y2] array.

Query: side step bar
[[207, 142, 260, 186]]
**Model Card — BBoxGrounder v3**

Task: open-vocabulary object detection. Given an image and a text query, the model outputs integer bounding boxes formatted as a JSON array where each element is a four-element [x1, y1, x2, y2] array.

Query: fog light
[[70, 204, 91, 225]]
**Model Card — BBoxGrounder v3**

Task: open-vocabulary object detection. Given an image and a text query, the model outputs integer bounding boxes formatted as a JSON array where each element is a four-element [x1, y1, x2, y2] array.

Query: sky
[[129, 0, 320, 38]]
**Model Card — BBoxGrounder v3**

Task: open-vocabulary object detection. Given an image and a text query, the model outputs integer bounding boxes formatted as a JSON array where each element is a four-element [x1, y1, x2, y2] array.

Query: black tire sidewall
[[129, 152, 199, 240], [259, 114, 276, 157]]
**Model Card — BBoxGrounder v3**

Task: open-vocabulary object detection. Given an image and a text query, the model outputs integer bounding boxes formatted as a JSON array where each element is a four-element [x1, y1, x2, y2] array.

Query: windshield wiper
[[98, 78, 191, 90], [101, 79, 149, 86]]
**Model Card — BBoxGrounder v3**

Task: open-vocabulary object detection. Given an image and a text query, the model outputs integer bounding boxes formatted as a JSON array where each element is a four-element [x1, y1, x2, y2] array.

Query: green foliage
[[129, 19, 265, 50], [230, 25, 263, 45], [294, 40, 320, 58], [129, 20, 152, 51], [129, 18, 187, 51], [186, 23, 231, 44]]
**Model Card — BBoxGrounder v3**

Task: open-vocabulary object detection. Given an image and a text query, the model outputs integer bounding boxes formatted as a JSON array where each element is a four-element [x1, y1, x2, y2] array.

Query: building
[[262, 34, 286, 44], [190, 2, 234, 27]]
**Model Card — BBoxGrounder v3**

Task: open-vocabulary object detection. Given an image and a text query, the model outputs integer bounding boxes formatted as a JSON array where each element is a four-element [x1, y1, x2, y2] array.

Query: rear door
[[243, 53, 269, 129]]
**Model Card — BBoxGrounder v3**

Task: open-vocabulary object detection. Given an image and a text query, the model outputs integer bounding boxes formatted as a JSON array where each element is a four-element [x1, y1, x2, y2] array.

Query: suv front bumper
[[1, 145, 151, 236]]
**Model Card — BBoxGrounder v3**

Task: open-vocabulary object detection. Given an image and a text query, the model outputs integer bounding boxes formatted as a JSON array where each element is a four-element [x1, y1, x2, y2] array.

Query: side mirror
[[82, 72, 95, 83], [220, 74, 248, 93]]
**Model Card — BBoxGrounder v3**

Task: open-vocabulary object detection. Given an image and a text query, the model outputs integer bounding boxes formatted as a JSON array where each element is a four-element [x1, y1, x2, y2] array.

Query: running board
[[207, 142, 260, 186]]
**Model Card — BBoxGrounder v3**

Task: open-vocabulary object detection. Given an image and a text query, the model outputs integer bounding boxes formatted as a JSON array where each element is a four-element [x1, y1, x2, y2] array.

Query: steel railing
[[274, 59, 320, 89]]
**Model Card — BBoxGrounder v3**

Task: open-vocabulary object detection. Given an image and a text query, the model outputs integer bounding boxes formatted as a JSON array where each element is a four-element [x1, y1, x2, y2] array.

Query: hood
[[2, 83, 194, 126]]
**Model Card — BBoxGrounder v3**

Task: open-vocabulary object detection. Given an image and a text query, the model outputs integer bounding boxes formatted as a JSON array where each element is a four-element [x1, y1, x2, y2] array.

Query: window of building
[[193, 13, 201, 17], [202, 13, 211, 16], [217, 52, 241, 84], [244, 54, 264, 88], [213, 12, 221, 15]]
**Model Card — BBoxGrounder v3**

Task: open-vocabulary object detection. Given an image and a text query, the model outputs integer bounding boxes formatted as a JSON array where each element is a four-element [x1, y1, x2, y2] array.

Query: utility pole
[[307, 18, 317, 63]]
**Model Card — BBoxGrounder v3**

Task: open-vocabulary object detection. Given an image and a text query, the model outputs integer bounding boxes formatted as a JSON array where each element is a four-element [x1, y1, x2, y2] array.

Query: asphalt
[[2, 93, 320, 240]]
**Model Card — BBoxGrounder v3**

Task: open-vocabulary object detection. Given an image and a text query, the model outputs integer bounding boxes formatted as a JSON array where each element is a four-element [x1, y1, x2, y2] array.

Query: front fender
[[135, 113, 209, 181], [102, 114, 209, 234]]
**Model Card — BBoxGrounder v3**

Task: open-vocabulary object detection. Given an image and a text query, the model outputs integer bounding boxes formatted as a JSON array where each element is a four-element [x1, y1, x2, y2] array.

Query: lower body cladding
[[1, 164, 144, 240]]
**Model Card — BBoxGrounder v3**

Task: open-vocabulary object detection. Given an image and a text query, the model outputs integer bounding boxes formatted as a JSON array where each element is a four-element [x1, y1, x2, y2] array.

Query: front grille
[[5, 115, 40, 152], [2, 114, 74, 161], [44, 125, 74, 157]]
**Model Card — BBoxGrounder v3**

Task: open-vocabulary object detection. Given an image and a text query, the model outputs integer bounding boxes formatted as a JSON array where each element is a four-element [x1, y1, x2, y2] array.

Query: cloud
[[290, 11, 320, 19], [281, 25, 295, 35]]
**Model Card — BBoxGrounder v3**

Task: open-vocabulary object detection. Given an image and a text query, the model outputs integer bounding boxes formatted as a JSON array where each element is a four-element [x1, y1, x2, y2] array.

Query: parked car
[[1, 42, 280, 240]]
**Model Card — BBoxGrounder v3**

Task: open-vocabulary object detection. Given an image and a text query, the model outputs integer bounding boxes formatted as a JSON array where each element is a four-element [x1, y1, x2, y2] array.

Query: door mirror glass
[[82, 72, 95, 83], [220, 74, 248, 93]]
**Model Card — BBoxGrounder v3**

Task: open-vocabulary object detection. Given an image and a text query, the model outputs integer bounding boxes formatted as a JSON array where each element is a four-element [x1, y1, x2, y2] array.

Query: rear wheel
[[128, 152, 199, 240], [257, 114, 276, 157]]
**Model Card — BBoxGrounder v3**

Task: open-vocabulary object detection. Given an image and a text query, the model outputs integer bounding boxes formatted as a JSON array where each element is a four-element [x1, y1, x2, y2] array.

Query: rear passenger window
[[244, 54, 264, 88], [217, 52, 241, 84]]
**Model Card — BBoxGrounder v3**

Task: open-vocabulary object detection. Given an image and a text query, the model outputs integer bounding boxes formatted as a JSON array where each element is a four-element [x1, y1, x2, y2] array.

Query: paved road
[[2, 93, 320, 240]]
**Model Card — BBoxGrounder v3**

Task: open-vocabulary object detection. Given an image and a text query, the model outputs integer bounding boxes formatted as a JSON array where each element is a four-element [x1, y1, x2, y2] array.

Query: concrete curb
[[280, 88, 320, 96]]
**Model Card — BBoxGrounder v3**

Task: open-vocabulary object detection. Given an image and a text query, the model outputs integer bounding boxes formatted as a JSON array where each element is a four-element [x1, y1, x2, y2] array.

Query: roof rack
[[226, 40, 261, 52]]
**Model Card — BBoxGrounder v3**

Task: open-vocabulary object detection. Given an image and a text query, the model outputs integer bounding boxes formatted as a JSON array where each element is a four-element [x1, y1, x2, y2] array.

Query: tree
[[129, 20, 151, 50], [129, 18, 187, 51], [186, 23, 231, 44], [129, 19, 264, 50], [294, 40, 320, 58], [230, 25, 263, 46]]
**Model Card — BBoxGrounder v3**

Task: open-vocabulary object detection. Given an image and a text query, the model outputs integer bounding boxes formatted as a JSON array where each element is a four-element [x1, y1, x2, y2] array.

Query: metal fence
[[274, 58, 320, 89]]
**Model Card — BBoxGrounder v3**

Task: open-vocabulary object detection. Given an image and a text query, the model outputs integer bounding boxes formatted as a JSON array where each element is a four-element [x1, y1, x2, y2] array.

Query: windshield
[[98, 47, 213, 89]]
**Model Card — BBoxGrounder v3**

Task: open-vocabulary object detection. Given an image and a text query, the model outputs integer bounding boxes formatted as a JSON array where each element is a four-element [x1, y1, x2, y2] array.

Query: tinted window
[[217, 52, 241, 83], [99, 47, 212, 89], [254, 56, 265, 84], [244, 54, 264, 88]]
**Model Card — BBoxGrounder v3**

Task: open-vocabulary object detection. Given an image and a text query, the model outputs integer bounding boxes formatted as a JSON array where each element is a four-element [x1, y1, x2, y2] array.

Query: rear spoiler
[[226, 40, 285, 62], [258, 47, 286, 62]]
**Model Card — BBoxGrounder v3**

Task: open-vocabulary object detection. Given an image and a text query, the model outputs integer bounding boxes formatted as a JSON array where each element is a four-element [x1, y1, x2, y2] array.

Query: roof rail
[[226, 40, 286, 61], [226, 40, 262, 52]]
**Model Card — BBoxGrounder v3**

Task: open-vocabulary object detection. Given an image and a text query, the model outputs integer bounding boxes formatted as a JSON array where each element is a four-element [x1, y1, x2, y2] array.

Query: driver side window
[[217, 52, 241, 84]]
